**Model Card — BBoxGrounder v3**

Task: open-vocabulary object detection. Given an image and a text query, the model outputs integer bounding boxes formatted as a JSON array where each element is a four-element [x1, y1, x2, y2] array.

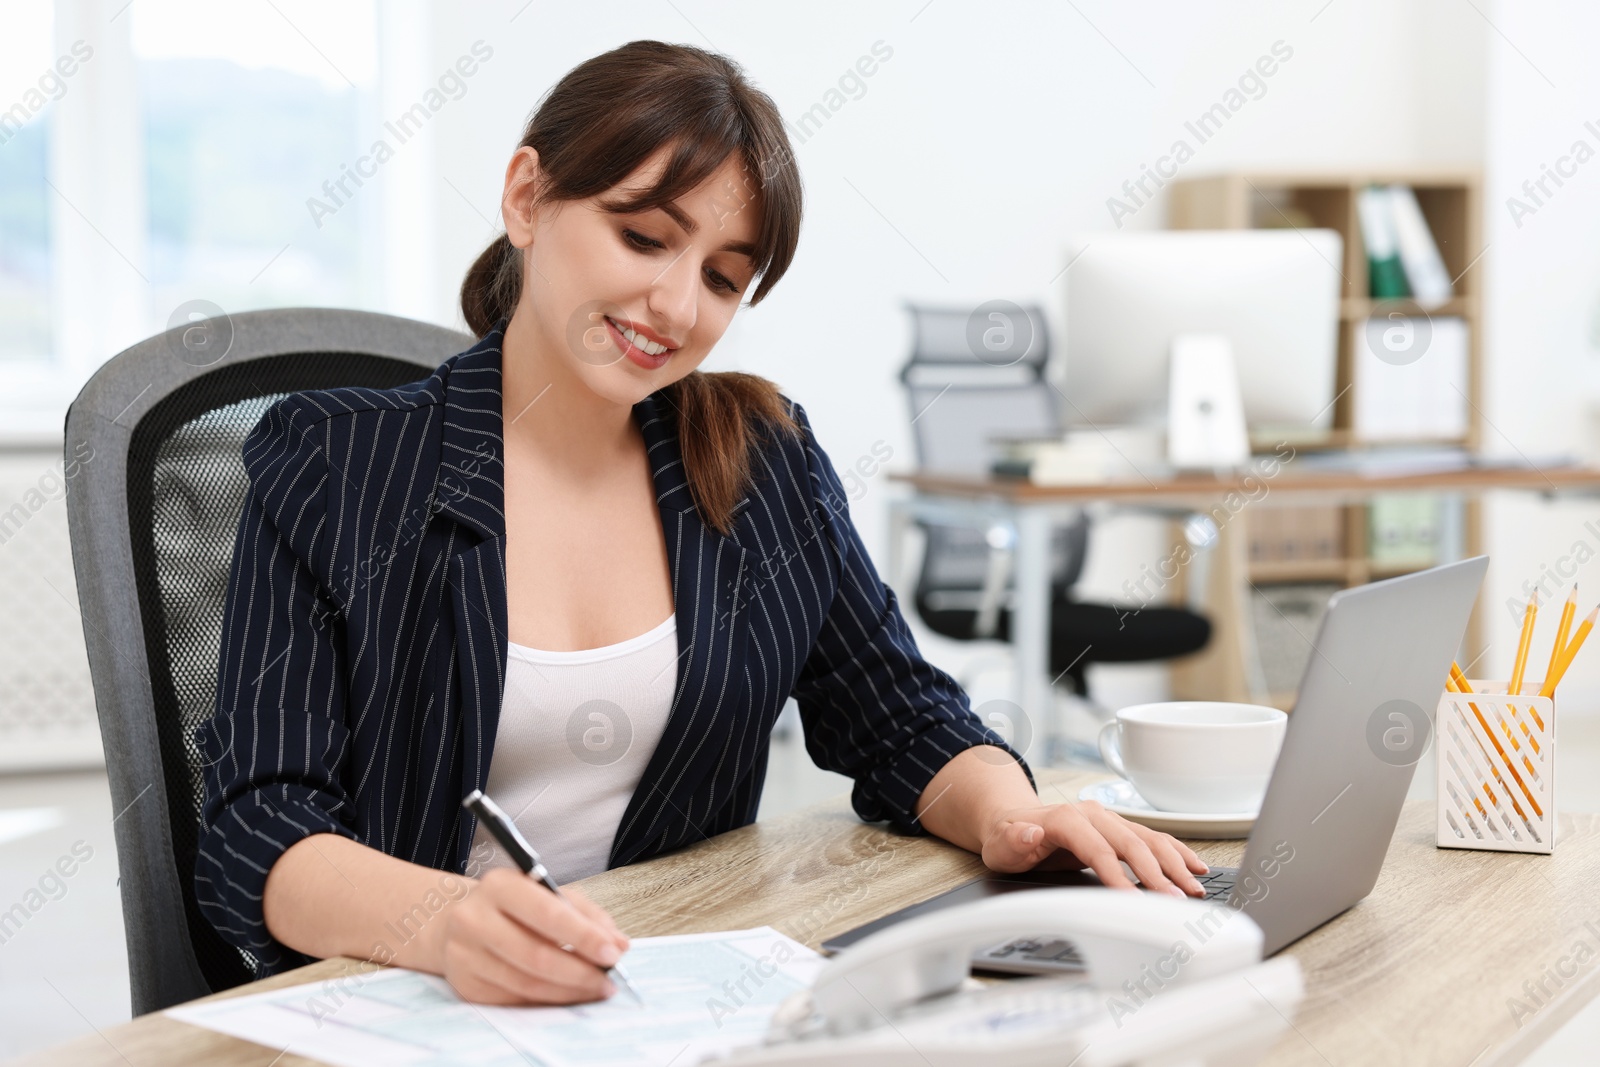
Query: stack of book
[[990, 437, 1113, 484], [1247, 506, 1344, 564], [989, 428, 1167, 485]]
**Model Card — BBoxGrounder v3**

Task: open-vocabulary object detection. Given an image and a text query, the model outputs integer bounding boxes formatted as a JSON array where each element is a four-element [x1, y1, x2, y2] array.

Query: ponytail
[[662, 371, 801, 536], [459, 234, 522, 340]]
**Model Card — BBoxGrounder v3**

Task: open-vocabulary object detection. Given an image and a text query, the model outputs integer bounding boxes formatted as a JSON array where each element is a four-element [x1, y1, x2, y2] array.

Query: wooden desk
[[892, 464, 1600, 507], [886, 464, 1600, 722], [17, 766, 1600, 1067]]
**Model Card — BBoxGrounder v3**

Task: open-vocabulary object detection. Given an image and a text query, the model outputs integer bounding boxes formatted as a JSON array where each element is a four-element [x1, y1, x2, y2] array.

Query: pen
[[461, 789, 644, 1006]]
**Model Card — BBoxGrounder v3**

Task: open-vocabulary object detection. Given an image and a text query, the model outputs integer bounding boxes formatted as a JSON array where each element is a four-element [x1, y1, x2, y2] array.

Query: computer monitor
[[1058, 229, 1343, 435]]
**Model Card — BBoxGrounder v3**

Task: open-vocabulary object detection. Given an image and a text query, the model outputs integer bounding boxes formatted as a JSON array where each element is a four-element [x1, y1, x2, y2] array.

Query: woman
[[197, 39, 1207, 1007]]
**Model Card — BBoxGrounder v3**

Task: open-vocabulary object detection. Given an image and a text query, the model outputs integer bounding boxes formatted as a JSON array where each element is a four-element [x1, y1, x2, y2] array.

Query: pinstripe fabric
[[196, 320, 1035, 975]]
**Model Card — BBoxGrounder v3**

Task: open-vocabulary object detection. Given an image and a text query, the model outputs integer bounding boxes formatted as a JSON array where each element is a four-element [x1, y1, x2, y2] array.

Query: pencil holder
[[1436, 679, 1555, 854]]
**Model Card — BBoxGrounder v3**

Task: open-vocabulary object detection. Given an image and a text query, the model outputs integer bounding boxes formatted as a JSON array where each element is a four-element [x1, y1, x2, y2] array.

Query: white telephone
[[703, 888, 1303, 1066]]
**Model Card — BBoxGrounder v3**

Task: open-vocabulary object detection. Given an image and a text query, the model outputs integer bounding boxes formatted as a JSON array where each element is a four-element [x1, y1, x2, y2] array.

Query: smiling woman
[[460, 39, 805, 537], [197, 38, 1208, 1015]]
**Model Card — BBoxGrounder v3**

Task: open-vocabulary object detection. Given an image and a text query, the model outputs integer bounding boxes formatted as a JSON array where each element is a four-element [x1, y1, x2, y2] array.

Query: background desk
[[17, 765, 1600, 1066], [886, 465, 1600, 741]]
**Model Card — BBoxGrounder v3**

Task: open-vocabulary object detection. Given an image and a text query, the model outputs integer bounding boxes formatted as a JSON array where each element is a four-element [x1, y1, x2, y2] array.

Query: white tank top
[[468, 612, 678, 884]]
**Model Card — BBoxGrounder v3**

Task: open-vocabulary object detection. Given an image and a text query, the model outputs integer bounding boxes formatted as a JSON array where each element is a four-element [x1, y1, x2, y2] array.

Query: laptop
[[822, 556, 1489, 970]]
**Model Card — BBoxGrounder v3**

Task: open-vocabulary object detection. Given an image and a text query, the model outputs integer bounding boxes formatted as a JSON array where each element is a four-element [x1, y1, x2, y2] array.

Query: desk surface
[[17, 766, 1600, 1067], [890, 464, 1600, 506]]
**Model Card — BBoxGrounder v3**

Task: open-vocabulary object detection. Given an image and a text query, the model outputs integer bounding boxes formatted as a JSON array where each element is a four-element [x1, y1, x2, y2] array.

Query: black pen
[[462, 789, 643, 1006]]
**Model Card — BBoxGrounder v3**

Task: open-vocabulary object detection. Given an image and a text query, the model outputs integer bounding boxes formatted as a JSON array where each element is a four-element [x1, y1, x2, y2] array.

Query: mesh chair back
[[63, 309, 472, 1014], [906, 302, 1050, 368], [900, 304, 1088, 596]]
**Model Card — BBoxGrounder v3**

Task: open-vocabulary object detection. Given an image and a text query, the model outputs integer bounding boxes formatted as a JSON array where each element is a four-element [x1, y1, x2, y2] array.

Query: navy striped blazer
[[196, 320, 1035, 975]]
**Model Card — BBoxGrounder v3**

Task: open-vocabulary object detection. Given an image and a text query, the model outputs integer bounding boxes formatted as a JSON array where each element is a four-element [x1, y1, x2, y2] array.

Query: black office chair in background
[[63, 308, 472, 1014], [899, 303, 1212, 709]]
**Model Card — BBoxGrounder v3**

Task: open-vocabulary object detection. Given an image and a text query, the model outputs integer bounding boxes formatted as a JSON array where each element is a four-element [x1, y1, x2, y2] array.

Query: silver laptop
[[823, 556, 1489, 967], [1191, 554, 1486, 954]]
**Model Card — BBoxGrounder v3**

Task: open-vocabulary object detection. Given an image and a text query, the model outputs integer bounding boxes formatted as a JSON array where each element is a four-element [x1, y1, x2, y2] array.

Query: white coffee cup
[[1097, 701, 1287, 814]]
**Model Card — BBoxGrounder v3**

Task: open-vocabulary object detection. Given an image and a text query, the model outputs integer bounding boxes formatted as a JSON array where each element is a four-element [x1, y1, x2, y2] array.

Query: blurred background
[[4, 0, 1600, 1059]]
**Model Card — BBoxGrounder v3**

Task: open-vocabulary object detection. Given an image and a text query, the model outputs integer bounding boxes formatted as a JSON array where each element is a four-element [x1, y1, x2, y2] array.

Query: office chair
[[63, 308, 472, 1014], [899, 303, 1211, 706]]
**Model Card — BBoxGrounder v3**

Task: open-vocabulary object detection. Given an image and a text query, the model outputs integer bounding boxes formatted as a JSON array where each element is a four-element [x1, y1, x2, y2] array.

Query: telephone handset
[[705, 887, 1304, 1066]]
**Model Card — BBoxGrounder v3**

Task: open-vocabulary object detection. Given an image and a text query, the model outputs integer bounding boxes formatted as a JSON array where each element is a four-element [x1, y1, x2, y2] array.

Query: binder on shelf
[[1247, 506, 1343, 564], [1368, 494, 1440, 567], [1248, 509, 1278, 562], [1307, 505, 1342, 558], [1357, 184, 1410, 299], [1387, 185, 1453, 309]]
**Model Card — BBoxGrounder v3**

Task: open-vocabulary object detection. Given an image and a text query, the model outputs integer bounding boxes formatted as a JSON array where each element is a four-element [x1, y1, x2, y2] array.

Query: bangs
[[584, 125, 800, 305], [521, 41, 802, 305]]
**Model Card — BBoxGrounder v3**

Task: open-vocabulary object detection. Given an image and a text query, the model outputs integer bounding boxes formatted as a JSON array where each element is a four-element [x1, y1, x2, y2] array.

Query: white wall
[[403, 0, 1502, 700], [1479, 0, 1600, 704]]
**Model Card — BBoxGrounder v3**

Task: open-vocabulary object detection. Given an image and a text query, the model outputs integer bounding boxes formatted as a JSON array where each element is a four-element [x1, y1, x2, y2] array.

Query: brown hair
[[461, 40, 804, 536]]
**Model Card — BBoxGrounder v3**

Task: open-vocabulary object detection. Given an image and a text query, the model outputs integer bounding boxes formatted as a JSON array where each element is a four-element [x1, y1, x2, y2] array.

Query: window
[[132, 1, 379, 321], [0, 1, 389, 427], [0, 4, 57, 363]]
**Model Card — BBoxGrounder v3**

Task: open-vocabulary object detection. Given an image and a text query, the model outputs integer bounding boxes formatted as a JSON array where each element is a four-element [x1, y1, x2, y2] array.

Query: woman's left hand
[[980, 799, 1209, 898]]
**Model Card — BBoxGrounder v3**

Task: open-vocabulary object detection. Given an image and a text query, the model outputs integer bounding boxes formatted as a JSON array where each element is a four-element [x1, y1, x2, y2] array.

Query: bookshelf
[[1166, 169, 1487, 707], [1167, 167, 1484, 451]]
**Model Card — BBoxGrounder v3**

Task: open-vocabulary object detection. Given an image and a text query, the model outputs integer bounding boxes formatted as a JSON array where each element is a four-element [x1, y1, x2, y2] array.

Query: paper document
[[168, 926, 825, 1067]]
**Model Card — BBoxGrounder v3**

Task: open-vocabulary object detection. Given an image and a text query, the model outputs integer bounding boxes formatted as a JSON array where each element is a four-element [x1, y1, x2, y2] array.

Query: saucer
[[1078, 779, 1257, 839]]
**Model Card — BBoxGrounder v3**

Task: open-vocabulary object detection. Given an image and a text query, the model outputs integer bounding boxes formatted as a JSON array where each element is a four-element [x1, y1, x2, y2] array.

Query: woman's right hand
[[437, 868, 632, 1005]]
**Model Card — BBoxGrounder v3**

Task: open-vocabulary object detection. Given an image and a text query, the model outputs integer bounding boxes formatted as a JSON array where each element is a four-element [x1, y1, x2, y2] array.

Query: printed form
[[168, 927, 825, 1067]]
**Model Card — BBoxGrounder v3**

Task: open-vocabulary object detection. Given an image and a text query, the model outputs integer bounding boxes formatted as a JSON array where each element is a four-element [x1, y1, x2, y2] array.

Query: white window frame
[[1, 0, 436, 441]]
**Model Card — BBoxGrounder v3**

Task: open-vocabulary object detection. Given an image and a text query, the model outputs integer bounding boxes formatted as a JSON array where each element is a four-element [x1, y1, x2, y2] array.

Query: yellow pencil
[[1544, 585, 1578, 691], [1540, 604, 1598, 698], [1509, 591, 1539, 698]]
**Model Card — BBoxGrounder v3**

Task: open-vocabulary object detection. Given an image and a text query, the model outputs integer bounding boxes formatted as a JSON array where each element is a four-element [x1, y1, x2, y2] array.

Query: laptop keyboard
[[971, 867, 1242, 976], [1195, 866, 1238, 901]]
